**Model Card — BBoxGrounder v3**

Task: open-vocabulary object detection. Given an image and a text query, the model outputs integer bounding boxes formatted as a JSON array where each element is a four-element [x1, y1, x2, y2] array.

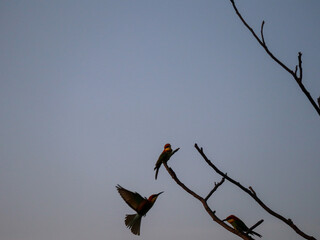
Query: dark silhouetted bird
[[223, 215, 262, 238], [116, 185, 163, 235], [154, 143, 179, 179]]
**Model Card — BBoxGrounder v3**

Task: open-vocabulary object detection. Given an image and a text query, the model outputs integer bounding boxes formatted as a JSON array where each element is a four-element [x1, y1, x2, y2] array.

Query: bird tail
[[247, 219, 263, 238], [250, 231, 262, 238], [154, 166, 160, 180], [125, 214, 142, 236]]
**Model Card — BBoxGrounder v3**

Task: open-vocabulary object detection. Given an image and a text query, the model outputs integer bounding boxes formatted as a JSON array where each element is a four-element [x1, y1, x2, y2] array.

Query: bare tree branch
[[163, 162, 202, 201], [230, 0, 320, 116], [205, 177, 225, 201], [260, 21, 265, 45], [194, 143, 317, 240], [249, 186, 256, 196], [163, 162, 255, 240]]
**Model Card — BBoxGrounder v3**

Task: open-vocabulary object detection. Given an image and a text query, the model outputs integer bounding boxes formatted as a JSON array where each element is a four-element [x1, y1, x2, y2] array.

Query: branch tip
[[205, 177, 225, 201], [260, 20, 265, 44], [249, 186, 256, 196]]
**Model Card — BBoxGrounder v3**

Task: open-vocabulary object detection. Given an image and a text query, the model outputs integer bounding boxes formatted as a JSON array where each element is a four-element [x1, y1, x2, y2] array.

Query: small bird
[[116, 185, 163, 235], [154, 143, 179, 180], [223, 215, 262, 238]]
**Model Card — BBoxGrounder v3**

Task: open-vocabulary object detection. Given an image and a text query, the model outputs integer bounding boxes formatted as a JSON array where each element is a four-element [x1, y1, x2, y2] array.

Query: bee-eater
[[154, 143, 179, 180], [223, 215, 262, 238], [116, 185, 163, 236]]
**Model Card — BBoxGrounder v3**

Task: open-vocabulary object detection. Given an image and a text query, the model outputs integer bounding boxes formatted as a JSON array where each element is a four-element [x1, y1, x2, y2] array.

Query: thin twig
[[298, 52, 303, 81], [249, 186, 256, 196], [205, 177, 225, 201], [260, 21, 265, 45]]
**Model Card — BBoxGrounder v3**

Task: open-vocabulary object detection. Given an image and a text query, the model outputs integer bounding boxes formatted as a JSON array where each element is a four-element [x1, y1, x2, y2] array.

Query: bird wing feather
[[116, 185, 146, 211], [155, 151, 171, 167], [235, 219, 249, 231]]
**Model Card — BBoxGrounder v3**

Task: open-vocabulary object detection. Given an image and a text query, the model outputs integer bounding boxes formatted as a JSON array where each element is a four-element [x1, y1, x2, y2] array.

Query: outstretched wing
[[116, 185, 145, 212]]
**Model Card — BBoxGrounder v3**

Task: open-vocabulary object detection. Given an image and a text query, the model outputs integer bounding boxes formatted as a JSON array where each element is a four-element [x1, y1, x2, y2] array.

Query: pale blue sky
[[0, 1, 319, 240]]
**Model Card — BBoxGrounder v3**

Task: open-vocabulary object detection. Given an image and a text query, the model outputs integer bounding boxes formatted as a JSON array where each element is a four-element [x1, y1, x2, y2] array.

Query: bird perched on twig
[[116, 185, 163, 235], [223, 215, 262, 238], [154, 143, 179, 180]]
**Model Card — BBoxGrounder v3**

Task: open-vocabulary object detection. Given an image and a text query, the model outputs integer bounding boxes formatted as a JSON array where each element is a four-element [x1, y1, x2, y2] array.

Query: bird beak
[[222, 218, 227, 221], [156, 191, 164, 197]]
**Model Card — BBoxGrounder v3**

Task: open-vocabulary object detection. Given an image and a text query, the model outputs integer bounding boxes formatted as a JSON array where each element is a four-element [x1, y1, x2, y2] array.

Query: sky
[[0, 0, 319, 239]]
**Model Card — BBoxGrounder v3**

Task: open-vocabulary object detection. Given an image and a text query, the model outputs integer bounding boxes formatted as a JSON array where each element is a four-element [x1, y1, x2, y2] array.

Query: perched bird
[[116, 185, 163, 235], [154, 143, 179, 180], [223, 215, 262, 238]]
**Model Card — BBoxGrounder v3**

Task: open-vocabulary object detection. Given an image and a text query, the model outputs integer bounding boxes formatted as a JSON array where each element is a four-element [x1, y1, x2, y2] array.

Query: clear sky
[[1, 1, 319, 240]]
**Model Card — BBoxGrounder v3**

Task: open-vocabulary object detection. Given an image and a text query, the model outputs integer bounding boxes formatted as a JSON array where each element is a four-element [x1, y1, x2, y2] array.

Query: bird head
[[223, 215, 239, 223], [148, 191, 164, 204], [164, 143, 172, 151]]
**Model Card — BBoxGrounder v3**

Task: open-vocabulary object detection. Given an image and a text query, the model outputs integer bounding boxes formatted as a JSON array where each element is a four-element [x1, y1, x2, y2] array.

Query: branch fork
[[230, 0, 320, 116]]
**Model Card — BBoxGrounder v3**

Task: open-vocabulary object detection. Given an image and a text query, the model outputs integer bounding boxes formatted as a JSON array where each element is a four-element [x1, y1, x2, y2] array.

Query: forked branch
[[230, 0, 320, 116], [163, 162, 255, 240], [205, 177, 225, 201], [195, 143, 317, 240]]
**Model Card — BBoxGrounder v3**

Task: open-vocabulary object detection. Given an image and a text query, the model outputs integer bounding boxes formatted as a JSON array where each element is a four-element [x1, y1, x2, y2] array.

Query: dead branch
[[205, 177, 225, 201], [195, 143, 317, 240], [230, 0, 320, 116], [163, 162, 255, 240], [163, 162, 202, 201]]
